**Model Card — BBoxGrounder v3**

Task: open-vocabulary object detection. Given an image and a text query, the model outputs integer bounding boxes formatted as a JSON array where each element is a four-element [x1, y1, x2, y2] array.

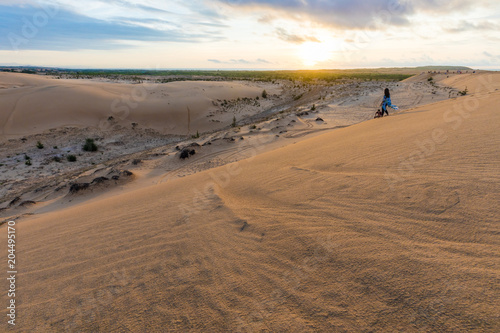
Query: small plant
[[53, 156, 62, 163], [262, 90, 268, 98], [53, 146, 58, 149], [311, 104, 316, 111], [24, 154, 30, 161], [428, 77, 434, 82], [25, 159, 32, 166], [67, 155, 77, 162], [232, 116, 237, 128], [83, 138, 98, 152], [192, 130, 200, 139], [36, 141, 44, 149], [459, 87, 468, 96], [249, 124, 257, 130]]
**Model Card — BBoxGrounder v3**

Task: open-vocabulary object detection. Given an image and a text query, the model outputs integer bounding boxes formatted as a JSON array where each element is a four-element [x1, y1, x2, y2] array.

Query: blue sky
[[0, 0, 499, 69]]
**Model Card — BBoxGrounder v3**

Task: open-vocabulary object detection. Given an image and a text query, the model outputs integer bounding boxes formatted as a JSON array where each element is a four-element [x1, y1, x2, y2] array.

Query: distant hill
[[414, 66, 473, 71]]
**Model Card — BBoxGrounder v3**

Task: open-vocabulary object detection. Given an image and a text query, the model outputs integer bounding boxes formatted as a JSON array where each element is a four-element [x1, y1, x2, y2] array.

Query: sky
[[0, 0, 499, 69]]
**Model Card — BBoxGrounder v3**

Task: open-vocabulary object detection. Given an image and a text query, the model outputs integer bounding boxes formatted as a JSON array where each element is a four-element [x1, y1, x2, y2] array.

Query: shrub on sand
[[83, 138, 98, 152]]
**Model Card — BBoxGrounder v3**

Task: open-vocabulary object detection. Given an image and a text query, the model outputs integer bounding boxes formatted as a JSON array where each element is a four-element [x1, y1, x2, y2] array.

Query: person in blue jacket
[[380, 88, 398, 117]]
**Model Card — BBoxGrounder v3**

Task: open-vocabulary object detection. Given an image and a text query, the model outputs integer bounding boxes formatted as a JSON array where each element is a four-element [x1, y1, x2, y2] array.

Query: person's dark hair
[[384, 88, 390, 98]]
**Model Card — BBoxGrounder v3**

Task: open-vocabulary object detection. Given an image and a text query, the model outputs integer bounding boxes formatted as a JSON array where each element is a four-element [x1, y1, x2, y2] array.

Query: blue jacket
[[382, 96, 397, 110]]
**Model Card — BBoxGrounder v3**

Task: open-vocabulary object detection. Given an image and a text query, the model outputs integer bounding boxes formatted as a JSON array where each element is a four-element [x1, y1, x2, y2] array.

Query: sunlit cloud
[[0, 0, 498, 69], [275, 27, 320, 44]]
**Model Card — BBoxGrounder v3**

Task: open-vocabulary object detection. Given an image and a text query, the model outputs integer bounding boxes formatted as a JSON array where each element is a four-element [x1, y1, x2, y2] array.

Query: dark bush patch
[[180, 149, 196, 160], [83, 138, 98, 152], [69, 183, 90, 194], [120, 170, 133, 177], [91, 177, 109, 184], [67, 155, 77, 162]]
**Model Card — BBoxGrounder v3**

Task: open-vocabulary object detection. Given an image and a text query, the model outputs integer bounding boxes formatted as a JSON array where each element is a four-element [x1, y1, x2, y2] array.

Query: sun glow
[[297, 41, 337, 67]]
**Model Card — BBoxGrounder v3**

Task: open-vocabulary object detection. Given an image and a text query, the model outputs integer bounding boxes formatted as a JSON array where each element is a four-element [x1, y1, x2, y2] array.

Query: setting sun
[[298, 41, 336, 67]]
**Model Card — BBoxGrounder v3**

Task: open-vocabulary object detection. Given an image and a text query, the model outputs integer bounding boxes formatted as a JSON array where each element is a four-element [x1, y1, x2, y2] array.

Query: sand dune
[[1, 73, 499, 331], [1, 71, 450, 212], [0, 73, 277, 138]]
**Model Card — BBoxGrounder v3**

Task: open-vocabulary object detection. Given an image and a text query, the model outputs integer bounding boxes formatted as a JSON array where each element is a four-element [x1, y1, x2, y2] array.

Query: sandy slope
[[1, 71, 451, 213], [1, 73, 499, 332], [0, 73, 278, 138]]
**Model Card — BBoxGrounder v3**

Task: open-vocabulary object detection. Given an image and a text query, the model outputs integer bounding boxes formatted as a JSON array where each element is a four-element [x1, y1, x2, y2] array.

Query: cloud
[[97, 0, 173, 14], [256, 58, 271, 63], [258, 14, 276, 24], [483, 51, 500, 60], [208, 58, 272, 65], [444, 20, 500, 33], [275, 27, 320, 44], [219, 0, 412, 28], [0, 4, 222, 51], [218, 0, 493, 29]]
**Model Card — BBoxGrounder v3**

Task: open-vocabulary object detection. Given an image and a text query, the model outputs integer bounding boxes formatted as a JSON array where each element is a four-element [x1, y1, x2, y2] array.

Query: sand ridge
[[0, 72, 282, 138]]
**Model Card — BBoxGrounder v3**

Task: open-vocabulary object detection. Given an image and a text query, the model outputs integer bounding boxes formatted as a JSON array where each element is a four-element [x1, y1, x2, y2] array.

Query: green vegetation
[[232, 116, 237, 128], [24, 154, 32, 165], [459, 87, 468, 96], [192, 130, 200, 139], [1, 66, 474, 83], [36, 141, 44, 149], [83, 138, 98, 152], [311, 104, 316, 111], [60, 69, 414, 84], [21, 69, 37, 74], [249, 125, 257, 130], [67, 155, 77, 162], [262, 90, 268, 98], [428, 77, 434, 82]]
